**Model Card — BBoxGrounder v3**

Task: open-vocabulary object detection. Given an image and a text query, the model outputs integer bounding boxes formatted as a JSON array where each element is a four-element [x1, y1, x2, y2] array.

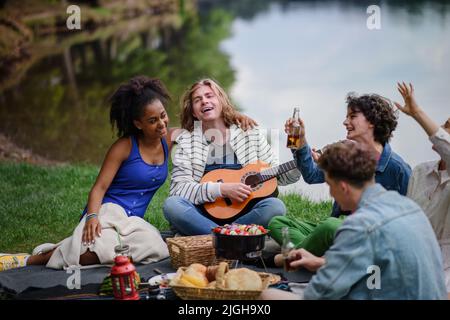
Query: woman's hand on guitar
[[220, 183, 252, 203]]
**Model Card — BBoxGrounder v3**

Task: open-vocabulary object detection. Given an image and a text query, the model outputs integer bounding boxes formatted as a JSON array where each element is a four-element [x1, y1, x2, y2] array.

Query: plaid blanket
[[0, 258, 175, 300], [0, 257, 313, 300]]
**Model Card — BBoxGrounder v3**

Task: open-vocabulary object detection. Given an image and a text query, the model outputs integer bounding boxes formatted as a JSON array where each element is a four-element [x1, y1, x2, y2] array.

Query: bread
[[224, 268, 262, 291], [179, 263, 208, 287], [179, 274, 208, 287], [214, 262, 229, 289], [171, 263, 266, 291], [186, 263, 207, 275], [205, 265, 220, 282]]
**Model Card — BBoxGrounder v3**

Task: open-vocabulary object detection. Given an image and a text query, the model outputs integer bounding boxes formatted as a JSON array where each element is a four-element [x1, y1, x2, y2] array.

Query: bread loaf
[[224, 268, 262, 290], [179, 263, 208, 287], [172, 263, 266, 291]]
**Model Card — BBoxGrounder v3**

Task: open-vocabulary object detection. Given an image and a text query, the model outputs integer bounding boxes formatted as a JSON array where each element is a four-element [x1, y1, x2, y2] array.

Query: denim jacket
[[294, 143, 412, 217], [303, 184, 447, 300]]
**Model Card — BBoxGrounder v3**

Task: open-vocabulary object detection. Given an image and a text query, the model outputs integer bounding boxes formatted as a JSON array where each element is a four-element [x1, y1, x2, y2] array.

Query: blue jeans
[[163, 196, 286, 235]]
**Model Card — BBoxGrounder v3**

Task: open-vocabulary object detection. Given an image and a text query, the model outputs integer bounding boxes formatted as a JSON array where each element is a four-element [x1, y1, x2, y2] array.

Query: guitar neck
[[259, 160, 297, 182]]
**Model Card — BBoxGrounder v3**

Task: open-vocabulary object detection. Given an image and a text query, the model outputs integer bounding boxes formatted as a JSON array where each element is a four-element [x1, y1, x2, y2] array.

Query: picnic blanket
[[0, 258, 314, 300]]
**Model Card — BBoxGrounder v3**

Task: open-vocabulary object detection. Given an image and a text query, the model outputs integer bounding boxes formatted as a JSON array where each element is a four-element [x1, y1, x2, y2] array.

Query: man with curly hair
[[268, 93, 411, 258], [261, 141, 446, 300]]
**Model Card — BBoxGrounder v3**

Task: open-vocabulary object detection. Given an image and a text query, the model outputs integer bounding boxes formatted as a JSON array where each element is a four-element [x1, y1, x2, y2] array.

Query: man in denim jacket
[[262, 141, 446, 299]]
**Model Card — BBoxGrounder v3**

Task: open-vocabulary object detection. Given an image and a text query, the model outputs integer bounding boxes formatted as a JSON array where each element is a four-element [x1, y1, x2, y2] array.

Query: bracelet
[[86, 213, 98, 222]]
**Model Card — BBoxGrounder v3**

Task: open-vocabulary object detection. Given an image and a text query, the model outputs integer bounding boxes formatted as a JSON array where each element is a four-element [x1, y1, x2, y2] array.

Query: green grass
[[0, 162, 332, 253]]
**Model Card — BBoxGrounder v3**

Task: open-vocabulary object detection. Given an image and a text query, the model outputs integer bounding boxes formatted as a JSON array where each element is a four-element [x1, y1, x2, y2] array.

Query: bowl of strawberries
[[211, 224, 269, 261]]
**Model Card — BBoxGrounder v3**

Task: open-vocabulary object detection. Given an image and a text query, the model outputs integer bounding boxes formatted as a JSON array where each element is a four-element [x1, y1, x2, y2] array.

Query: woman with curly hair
[[268, 92, 411, 261], [1, 76, 172, 271]]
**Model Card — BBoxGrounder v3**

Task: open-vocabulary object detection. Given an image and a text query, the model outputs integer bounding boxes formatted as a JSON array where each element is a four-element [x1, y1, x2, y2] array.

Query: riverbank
[[0, 133, 64, 166], [0, 0, 187, 91], [0, 161, 331, 253]]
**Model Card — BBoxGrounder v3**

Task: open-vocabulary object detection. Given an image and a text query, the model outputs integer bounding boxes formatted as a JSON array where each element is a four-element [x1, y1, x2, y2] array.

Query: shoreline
[[0, 0, 184, 92], [0, 133, 65, 166]]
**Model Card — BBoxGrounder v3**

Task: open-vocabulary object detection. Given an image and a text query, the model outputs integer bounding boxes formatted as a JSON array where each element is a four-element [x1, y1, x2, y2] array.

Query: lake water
[[220, 0, 450, 200], [1, 0, 449, 201]]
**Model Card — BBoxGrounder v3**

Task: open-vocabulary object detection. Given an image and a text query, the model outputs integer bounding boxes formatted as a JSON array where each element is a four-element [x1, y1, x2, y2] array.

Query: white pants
[[35, 203, 169, 269], [441, 242, 450, 292]]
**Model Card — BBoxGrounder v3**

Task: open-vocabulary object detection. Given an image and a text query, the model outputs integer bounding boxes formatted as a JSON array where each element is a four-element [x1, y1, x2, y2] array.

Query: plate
[[148, 273, 176, 286]]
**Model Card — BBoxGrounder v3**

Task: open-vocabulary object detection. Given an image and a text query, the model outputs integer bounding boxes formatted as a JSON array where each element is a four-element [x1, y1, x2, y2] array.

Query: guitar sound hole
[[244, 174, 260, 188]]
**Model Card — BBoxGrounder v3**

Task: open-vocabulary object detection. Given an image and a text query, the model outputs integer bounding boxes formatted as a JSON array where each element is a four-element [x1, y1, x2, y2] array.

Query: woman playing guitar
[[163, 79, 301, 235]]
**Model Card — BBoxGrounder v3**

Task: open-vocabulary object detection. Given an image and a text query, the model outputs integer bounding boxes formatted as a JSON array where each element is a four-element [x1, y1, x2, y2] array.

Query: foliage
[[0, 8, 236, 165]]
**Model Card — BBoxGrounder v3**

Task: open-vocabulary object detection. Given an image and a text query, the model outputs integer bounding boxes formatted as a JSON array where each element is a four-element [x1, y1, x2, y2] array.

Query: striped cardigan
[[170, 123, 301, 205]]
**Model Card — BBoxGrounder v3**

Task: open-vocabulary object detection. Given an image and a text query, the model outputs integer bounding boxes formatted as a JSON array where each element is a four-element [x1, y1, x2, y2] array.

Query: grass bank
[[0, 162, 332, 253]]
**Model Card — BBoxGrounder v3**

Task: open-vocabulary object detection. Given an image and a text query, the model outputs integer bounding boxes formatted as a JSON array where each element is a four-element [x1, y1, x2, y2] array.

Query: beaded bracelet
[[86, 213, 98, 222]]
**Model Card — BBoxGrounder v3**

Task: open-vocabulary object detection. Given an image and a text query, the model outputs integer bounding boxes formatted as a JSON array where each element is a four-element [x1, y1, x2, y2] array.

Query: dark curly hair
[[318, 141, 377, 188], [346, 93, 398, 145], [109, 75, 171, 138]]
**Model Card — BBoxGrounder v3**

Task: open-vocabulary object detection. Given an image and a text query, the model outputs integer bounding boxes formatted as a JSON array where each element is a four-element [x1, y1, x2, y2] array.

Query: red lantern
[[110, 255, 140, 300]]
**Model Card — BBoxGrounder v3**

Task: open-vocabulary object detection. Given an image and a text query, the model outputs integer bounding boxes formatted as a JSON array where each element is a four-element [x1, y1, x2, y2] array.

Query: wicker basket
[[167, 235, 228, 268], [170, 264, 271, 300], [171, 285, 266, 300]]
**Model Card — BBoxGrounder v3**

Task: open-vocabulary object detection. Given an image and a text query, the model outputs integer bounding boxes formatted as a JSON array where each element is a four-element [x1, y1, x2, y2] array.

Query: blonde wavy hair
[[180, 78, 237, 131]]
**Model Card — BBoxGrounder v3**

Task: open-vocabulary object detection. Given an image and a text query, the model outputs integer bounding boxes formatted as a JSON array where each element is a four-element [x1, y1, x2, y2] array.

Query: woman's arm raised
[[394, 82, 440, 136]]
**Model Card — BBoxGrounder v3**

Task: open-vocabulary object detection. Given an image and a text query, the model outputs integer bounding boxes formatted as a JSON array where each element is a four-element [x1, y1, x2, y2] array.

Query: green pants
[[268, 216, 343, 257]]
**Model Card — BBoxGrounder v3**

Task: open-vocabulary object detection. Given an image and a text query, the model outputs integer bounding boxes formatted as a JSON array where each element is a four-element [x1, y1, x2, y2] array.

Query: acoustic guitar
[[200, 160, 297, 220]]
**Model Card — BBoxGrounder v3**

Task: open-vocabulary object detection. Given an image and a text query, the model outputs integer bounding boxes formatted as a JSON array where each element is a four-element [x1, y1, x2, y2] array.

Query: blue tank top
[[83, 136, 169, 219]]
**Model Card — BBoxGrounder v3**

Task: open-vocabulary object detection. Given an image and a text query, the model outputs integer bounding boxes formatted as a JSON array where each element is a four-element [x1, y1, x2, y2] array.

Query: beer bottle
[[286, 107, 302, 149], [281, 227, 295, 272]]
